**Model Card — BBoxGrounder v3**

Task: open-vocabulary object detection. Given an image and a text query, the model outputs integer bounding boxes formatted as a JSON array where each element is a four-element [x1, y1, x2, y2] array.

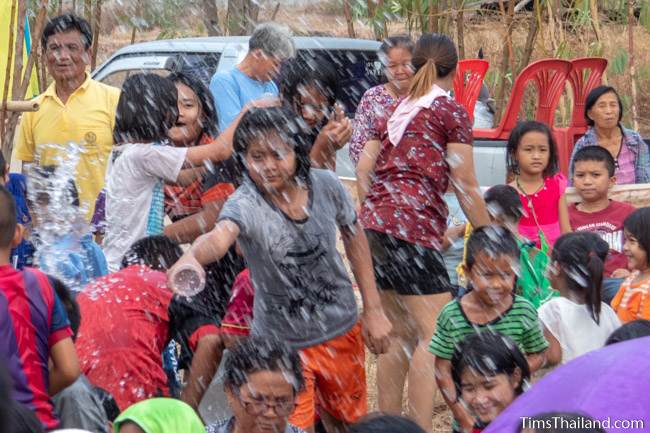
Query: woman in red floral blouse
[[356, 33, 490, 433]]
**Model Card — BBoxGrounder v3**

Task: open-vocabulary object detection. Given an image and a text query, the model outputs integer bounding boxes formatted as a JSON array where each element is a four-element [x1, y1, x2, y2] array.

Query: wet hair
[[232, 106, 311, 186], [585, 86, 624, 127], [484, 184, 524, 223], [168, 71, 219, 138], [94, 386, 121, 422], [518, 412, 606, 433], [451, 331, 530, 398], [121, 235, 183, 271], [408, 33, 458, 99], [27, 165, 80, 208], [42, 14, 92, 49], [224, 337, 304, 393], [465, 225, 520, 271], [113, 74, 178, 145], [552, 232, 607, 324], [605, 319, 650, 345], [0, 185, 17, 248], [379, 35, 415, 61], [623, 207, 650, 268], [506, 121, 559, 178], [50, 276, 80, 340], [249, 22, 295, 60], [281, 55, 339, 111], [350, 414, 426, 433], [571, 145, 616, 178]]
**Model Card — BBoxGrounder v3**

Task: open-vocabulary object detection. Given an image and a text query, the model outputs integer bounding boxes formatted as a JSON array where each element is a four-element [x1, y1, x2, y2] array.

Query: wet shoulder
[[438, 298, 463, 323]]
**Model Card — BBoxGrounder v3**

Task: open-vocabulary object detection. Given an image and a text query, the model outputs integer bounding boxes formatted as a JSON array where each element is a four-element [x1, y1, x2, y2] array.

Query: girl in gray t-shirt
[[168, 106, 390, 353]]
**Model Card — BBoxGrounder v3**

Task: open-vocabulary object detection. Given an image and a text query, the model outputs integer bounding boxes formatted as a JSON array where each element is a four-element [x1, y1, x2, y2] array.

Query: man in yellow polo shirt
[[14, 14, 120, 221]]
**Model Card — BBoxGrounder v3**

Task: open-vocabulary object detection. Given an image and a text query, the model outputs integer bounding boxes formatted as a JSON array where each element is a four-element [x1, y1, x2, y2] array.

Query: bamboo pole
[[456, 0, 465, 59], [0, 0, 18, 148], [91, 0, 103, 69], [628, 0, 639, 130], [343, 0, 356, 38], [17, 2, 48, 98]]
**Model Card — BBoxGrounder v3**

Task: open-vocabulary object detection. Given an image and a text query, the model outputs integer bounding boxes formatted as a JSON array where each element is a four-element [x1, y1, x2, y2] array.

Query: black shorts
[[365, 229, 451, 296]]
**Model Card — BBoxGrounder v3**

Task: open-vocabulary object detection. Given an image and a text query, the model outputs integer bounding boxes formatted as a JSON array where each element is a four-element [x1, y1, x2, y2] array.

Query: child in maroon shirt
[[569, 146, 635, 303]]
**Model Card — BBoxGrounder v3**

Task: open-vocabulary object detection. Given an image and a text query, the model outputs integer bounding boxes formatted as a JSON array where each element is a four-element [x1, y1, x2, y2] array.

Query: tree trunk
[[455, 0, 465, 59], [343, 0, 356, 38], [91, 0, 102, 69], [429, 0, 438, 33], [226, 0, 259, 36], [628, 0, 639, 130], [202, 0, 221, 36], [58, 0, 63, 14], [521, 1, 539, 72], [84, 0, 92, 22], [495, 0, 516, 122]]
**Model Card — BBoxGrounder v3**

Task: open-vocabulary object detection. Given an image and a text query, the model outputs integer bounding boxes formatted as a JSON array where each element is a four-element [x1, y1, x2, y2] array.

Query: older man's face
[[44, 30, 90, 83], [254, 50, 283, 81]]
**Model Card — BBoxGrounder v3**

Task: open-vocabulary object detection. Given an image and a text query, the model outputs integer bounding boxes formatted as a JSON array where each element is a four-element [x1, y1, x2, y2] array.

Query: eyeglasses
[[236, 392, 296, 416]]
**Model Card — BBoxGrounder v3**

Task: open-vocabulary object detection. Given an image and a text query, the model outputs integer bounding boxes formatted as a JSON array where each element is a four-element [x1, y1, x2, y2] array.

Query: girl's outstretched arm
[[341, 221, 392, 354], [167, 220, 240, 291], [558, 193, 572, 234]]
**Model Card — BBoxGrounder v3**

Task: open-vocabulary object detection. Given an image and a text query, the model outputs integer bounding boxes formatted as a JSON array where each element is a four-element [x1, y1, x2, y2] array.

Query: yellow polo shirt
[[14, 74, 120, 220]]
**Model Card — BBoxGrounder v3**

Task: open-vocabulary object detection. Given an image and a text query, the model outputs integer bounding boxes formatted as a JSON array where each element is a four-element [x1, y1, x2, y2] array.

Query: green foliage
[[610, 48, 629, 76], [641, 1, 650, 32]]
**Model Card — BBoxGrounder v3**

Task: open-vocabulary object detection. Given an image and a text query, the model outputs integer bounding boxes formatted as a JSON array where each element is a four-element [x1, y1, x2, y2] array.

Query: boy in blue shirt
[[27, 165, 107, 292]]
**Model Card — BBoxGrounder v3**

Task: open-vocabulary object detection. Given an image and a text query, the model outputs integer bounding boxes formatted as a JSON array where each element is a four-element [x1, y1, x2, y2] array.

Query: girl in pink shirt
[[507, 121, 571, 248]]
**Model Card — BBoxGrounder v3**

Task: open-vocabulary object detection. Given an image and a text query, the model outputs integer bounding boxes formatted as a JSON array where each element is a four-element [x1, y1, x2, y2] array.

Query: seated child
[[75, 236, 221, 411], [0, 152, 35, 269], [50, 277, 115, 433], [457, 184, 554, 308], [568, 146, 636, 304], [430, 225, 549, 433], [0, 185, 80, 430], [27, 165, 107, 291], [611, 208, 650, 322], [451, 331, 531, 433], [539, 232, 620, 365]]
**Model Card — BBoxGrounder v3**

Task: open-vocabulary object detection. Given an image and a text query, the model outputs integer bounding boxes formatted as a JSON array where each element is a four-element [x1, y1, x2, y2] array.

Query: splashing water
[[27, 142, 93, 291]]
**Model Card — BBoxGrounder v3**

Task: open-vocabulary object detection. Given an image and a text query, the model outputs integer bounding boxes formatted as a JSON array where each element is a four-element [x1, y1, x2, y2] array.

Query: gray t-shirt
[[219, 169, 358, 349]]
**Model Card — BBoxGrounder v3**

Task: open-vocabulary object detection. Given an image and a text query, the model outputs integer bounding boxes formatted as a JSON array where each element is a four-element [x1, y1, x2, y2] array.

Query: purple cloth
[[484, 336, 650, 433], [90, 190, 106, 234]]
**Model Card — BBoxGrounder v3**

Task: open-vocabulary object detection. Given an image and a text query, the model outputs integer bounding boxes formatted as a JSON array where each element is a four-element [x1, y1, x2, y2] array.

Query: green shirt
[[428, 295, 549, 360]]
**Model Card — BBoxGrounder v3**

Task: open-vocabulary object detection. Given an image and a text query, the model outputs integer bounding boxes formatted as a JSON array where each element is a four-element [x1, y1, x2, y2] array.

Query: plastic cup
[[171, 263, 206, 297]]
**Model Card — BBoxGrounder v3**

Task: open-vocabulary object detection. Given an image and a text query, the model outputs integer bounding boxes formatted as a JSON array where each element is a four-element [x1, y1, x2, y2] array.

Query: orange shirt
[[611, 272, 650, 323]]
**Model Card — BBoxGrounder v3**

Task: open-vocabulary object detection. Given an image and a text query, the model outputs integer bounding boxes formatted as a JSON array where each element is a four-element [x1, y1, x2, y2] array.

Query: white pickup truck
[[92, 35, 508, 187]]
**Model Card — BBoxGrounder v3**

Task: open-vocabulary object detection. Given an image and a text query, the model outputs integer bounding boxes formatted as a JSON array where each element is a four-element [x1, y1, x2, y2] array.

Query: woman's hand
[[361, 307, 392, 355]]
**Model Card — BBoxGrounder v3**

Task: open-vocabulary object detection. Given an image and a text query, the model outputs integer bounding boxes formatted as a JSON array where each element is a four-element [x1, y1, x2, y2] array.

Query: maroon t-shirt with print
[[569, 200, 636, 277], [360, 96, 473, 249]]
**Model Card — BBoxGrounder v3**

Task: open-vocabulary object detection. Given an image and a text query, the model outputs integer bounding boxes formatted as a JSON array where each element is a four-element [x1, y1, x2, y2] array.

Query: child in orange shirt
[[612, 208, 650, 322]]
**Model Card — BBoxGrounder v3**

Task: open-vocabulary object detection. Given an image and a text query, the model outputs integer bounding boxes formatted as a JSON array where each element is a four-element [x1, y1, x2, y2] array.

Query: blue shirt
[[37, 233, 108, 292], [206, 417, 306, 433], [210, 67, 278, 131]]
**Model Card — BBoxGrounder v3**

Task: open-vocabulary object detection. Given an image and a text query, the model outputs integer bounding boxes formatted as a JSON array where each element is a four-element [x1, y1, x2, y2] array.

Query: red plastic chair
[[474, 59, 572, 140], [554, 57, 608, 173], [453, 59, 490, 123]]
